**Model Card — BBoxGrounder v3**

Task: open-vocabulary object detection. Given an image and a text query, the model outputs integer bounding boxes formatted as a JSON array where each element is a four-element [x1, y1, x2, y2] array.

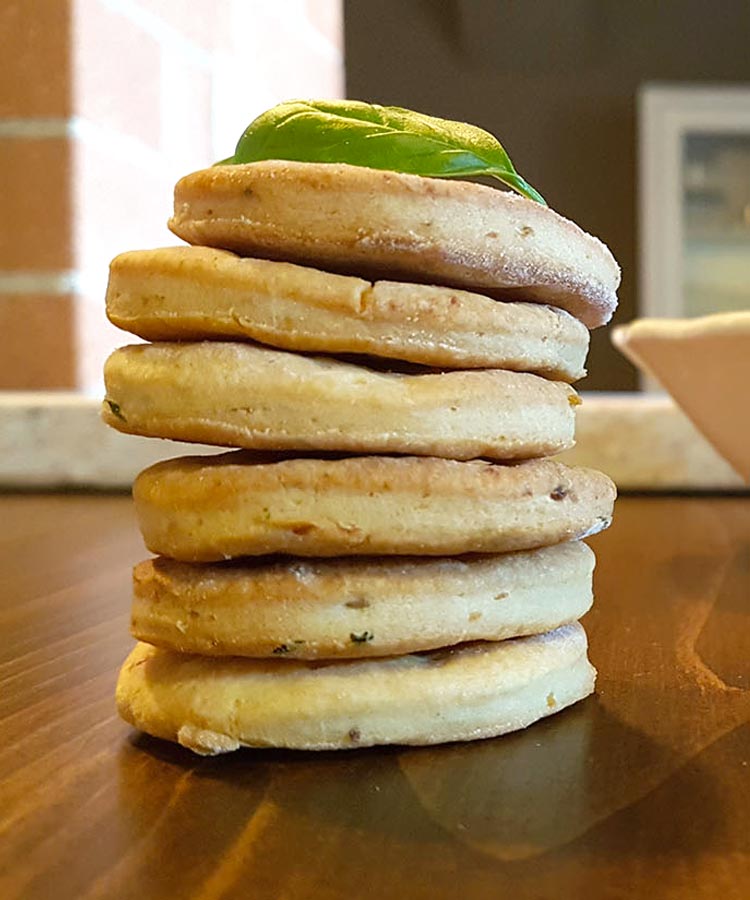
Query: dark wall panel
[[344, 0, 750, 390]]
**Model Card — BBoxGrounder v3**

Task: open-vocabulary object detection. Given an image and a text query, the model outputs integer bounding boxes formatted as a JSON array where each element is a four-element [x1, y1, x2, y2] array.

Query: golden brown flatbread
[[103, 342, 579, 460], [117, 622, 596, 754], [169, 161, 619, 327], [131, 541, 595, 658], [106, 246, 589, 381], [133, 453, 616, 562]]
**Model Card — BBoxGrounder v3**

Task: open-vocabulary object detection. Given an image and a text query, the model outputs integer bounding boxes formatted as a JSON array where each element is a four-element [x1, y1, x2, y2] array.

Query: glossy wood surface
[[1, 494, 749, 899]]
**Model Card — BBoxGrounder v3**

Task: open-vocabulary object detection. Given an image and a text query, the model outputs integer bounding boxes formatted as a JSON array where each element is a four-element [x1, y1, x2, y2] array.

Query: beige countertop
[[0, 392, 744, 491]]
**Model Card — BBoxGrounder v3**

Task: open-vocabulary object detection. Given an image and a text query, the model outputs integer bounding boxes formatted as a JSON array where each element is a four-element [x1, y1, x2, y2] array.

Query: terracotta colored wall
[[1, 1, 75, 388], [1, 0, 343, 391]]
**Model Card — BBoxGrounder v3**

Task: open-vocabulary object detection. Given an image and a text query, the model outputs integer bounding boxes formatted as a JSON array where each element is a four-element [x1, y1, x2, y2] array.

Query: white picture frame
[[638, 84, 750, 391], [639, 84, 750, 315]]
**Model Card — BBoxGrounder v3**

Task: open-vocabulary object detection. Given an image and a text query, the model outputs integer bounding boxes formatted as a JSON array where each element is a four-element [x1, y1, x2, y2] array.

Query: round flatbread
[[133, 453, 615, 562], [103, 342, 579, 460], [116, 622, 596, 754], [106, 246, 589, 381], [131, 541, 595, 659], [169, 161, 619, 328]]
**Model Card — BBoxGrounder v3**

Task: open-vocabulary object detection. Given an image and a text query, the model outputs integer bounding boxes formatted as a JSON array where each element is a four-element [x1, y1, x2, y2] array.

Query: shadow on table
[[118, 691, 735, 867]]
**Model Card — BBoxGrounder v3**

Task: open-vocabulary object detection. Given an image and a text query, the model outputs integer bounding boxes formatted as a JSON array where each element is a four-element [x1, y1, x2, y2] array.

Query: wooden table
[[1, 493, 749, 899]]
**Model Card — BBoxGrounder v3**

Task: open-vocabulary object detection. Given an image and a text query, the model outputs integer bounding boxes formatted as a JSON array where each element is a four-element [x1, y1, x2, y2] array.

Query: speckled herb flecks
[[350, 631, 374, 644], [105, 399, 126, 422]]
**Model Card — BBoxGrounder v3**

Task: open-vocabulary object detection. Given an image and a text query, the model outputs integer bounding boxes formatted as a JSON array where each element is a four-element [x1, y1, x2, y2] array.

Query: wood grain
[[1, 494, 749, 899]]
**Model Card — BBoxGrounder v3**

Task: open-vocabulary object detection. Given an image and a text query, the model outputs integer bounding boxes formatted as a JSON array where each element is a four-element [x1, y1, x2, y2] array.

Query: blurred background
[[1, 0, 749, 394]]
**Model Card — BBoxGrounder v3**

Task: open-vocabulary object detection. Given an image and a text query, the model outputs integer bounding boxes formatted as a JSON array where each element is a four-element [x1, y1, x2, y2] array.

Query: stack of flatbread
[[104, 159, 619, 755]]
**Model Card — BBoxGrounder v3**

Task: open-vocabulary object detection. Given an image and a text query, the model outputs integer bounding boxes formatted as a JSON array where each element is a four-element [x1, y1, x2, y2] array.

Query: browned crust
[[132, 453, 616, 561], [106, 246, 589, 380], [116, 624, 596, 752], [130, 542, 595, 658], [169, 162, 620, 328], [102, 341, 578, 460]]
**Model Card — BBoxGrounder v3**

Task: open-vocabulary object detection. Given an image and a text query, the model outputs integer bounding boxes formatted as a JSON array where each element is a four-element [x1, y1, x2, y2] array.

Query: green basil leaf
[[224, 99, 545, 205]]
